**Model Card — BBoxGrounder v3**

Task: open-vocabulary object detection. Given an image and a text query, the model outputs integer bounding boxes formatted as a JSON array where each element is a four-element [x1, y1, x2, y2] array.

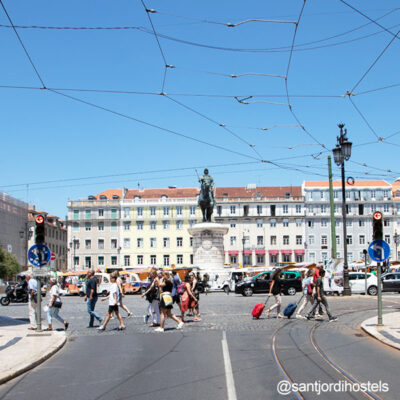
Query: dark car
[[235, 271, 302, 297], [381, 273, 400, 293]]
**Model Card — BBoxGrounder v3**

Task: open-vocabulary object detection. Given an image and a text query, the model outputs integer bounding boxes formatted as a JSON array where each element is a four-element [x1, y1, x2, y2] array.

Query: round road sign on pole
[[51, 253, 56, 261], [35, 215, 45, 224], [373, 211, 382, 221]]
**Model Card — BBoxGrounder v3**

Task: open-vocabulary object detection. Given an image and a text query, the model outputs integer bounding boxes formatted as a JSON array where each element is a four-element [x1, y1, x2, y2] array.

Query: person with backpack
[[180, 275, 198, 322], [296, 269, 314, 319], [141, 269, 161, 327], [265, 268, 284, 318], [306, 269, 338, 322], [171, 270, 181, 305], [154, 272, 184, 332]]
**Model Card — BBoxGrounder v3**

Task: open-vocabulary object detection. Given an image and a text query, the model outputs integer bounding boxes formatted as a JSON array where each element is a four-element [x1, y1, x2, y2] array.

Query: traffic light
[[372, 211, 383, 241], [35, 214, 45, 244]]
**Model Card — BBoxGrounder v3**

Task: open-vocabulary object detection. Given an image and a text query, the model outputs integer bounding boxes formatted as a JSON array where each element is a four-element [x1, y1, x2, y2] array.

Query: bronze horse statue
[[198, 181, 214, 222]]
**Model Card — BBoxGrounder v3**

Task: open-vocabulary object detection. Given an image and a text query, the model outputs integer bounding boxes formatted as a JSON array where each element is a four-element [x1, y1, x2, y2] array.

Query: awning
[[269, 250, 279, 255], [242, 250, 252, 255], [294, 249, 305, 255], [255, 249, 266, 255], [228, 250, 239, 256], [281, 250, 293, 254]]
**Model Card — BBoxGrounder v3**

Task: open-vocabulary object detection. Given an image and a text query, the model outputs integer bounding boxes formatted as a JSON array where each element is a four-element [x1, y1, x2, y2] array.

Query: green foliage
[[0, 248, 21, 280]]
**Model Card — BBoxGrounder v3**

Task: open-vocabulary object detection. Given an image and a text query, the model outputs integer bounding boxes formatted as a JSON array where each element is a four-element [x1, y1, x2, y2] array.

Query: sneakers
[[154, 327, 164, 332], [118, 326, 126, 330], [296, 314, 305, 320], [329, 316, 338, 322], [143, 314, 149, 324], [177, 321, 184, 330], [97, 326, 105, 331], [306, 314, 313, 320], [64, 322, 69, 331], [127, 313, 133, 318]]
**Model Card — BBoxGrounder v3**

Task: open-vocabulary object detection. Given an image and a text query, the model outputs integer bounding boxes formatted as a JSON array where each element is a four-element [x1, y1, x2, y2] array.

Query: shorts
[[108, 305, 119, 314]]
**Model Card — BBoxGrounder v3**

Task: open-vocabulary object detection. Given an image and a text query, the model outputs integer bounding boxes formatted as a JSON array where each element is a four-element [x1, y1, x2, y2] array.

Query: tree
[[0, 248, 21, 280]]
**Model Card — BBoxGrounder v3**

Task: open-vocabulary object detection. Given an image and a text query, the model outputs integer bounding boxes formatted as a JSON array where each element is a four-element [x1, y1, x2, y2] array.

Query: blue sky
[[0, 0, 399, 218]]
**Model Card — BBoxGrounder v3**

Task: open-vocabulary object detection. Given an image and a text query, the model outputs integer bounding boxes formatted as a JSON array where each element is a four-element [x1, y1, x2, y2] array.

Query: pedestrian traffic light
[[372, 211, 383, 241], [35, 214, 45, 244]]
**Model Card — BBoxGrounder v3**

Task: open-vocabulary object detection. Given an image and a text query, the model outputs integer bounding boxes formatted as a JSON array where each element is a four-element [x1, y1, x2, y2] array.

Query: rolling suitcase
[[251, 297, 270, 319], [283, 295, 304, 319]]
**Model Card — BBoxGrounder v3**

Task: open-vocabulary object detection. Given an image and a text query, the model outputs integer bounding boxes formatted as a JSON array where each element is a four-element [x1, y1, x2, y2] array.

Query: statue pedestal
[[188, 222, 229, 272]]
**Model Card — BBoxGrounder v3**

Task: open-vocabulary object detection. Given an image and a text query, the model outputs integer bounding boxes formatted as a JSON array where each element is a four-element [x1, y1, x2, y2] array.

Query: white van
[[79, 273, 112, 297]]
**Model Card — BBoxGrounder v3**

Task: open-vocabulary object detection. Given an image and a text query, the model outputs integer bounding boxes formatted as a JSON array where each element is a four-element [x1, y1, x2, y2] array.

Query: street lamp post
[[394, 231, 399, 261], [242, 237, 246, 267], [332, 123, 353, 296]]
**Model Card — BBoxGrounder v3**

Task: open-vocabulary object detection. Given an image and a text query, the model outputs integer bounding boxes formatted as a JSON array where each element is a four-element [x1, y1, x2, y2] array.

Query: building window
[[257, 205, 262, 215], [190, 237, 193, 246], [359, 220, 365, 227], [321, 205, 327, 214], [270, 254, 278, 264], [85, 222, 91, 231], [295, 254, 304, 263], [385, 235, 391, 244], [124, 221, 130, 231], [256, 219, 263, 228], [111, 222, 117, 231], [283, 236, 289, 245], [189, 220, 196, 227], [111, 239, 117, 249], [124, 255, 130, 267], [371, 190, 376, 198], [257, 236, 264, 245], [176, 220, 183, 230], [150, 255, 157, 265], [256, 255, 264, 264], [321, 235, 328, 245], [85, 239, 91, 249], [123, 238, 130, 249], [85, 256, 91, 269], [270, 236, 277, 245], [359, 235, 365, 245], [98, 256, 104, 266], [283, 253, 291, 262], [177, 254, 183, 264], [123, 208, 130, 218], [150, 237, 157, 248], [111, 209, 118, 219], [217, 206, 222, 216], [283, 205, 289, 214], [371, 204, 376, 213], [270, 205, 276, 216], [347, 252, 353, 262], [111, 256, 117, 266], [333, 191, 338, 199], [384, 219, 390, 227], [309, 235, 315, 245], [150, 207, 156, 216], [321, 219, 327, 227], [177, 237, 183, 247], [270, 219, 276, 228], [230, 236, 236, 246], [73, 239, 80, 250], [295, 204, 302, 213], [230, 221, 236, 228], [163, 255, 170, 266], [98, 209, 104, 217], [73, 223, 79, 232], [137, 238, 143, 248], [73, 210, 79, 220], [346, 235, 352, 245], [150, 221, 156, 230], [85, 210, 91, 219], [176, 206, 183, 215], [296, 219, 302, 227], [307, 220, 314, 228], [321, 252, 328, 261], [336, 235, 340, 245], [309, 253, 315, 263], [137, 255, 143, 265], [296, 235, 302, 245], [98, 239, 104, 249], [163, 207, 169, 216], [283, 219, 289, 227], [230, 205, 236, 215], [230, 256, 237, 264], [190, 206, 196, 215], [137, 207, 143, 216], [162, 220, 170, 230], [346, 220, 352, 227], [163, 238, 170, 248]]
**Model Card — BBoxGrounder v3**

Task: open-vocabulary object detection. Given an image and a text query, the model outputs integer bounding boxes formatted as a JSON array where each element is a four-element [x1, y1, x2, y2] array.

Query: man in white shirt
[[26, 274, 38, 330]]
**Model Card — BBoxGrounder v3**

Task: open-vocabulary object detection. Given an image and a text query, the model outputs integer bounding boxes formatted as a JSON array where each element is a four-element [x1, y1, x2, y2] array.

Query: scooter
[[0, 285, 29, 306]]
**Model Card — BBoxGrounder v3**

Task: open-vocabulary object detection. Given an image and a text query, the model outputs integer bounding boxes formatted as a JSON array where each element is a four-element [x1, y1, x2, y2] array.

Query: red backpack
[[177, 283, 186, 295]]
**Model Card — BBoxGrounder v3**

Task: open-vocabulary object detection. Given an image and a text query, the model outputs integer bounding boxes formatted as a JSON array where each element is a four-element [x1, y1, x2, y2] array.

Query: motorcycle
[[1, 284, 28, 306]]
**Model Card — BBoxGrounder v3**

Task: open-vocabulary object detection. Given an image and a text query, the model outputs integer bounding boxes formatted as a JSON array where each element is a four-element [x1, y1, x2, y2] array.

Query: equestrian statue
[[198, 168, 215, 222]]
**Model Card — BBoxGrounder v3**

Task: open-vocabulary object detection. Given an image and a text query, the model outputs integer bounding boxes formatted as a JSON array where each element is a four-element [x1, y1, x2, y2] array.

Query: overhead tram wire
[[140, 1, 169, 93], [347, 97, 380, 140], [47, 89, 263, 162], [0, 0, 46, 87], [355, 82, 400, 96], [284, 0, 326, 151]]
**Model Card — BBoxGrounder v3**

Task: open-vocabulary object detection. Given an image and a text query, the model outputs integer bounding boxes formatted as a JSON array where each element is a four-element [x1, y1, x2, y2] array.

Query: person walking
[[191, 273, 201, 320], [26, 274, 38, 330], [98, 275, 125, 331], [45, 279, 69, 331], [306, 269, 338, 322], [141, 269, 161, 327], [155, 272, 184, 332], [265, 269, 284, 318], [180, 275, 198, 322], [84, 270, 102, 328], [171, 270, 181, 305], [313, 265, 324, 317], [112, 271, 132, 317], [296, 269, 314, 319]]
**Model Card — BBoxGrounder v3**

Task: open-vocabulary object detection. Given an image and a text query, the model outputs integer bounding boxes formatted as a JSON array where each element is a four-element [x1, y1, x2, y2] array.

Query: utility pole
[[328, 156, 337, 259]]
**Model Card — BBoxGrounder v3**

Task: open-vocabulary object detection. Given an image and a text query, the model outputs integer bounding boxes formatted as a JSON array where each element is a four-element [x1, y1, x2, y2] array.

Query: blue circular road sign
[[28, 244, 51, 267], [368, 240, 390, 262]]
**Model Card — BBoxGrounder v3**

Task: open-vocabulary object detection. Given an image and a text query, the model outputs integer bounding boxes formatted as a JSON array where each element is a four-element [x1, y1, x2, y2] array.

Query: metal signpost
[[27, 244, 51, 331], [362, 249, 368, 295], [368, 239, 390, 326]]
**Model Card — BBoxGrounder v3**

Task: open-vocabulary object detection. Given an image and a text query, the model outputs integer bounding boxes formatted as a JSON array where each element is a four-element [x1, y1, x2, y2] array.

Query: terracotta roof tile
[[216, 186, 302, 198], [304, 180, 390, 188], [95, 189, 123, 200], [125, 188, 199, 199]]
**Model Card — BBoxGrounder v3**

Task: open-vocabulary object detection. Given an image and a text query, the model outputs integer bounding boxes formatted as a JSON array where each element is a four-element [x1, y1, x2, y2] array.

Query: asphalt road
[[0, 292, 399, 400]]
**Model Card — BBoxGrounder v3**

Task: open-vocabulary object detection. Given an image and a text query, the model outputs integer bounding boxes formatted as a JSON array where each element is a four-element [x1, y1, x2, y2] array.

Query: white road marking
[[222, 330, 238, 400]]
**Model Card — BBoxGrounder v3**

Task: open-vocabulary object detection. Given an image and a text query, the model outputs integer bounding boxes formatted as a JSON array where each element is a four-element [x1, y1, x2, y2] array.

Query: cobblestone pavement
[[1, 292, 400, 336]]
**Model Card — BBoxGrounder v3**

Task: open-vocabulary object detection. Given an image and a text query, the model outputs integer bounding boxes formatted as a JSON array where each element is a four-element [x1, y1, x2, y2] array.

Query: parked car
[[381, 272, 400, 293], [235, 270, 302, 297], [348, 272, 378, 296]]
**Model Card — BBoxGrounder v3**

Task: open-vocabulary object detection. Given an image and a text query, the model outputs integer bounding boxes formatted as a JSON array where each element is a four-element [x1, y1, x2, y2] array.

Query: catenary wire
[[355, 82, 400, 96], [347, 97, 380, 140]]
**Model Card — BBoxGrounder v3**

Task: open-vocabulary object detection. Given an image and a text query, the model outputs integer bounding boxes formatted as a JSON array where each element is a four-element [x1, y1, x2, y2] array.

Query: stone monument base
[[188, 222, 229, 272]]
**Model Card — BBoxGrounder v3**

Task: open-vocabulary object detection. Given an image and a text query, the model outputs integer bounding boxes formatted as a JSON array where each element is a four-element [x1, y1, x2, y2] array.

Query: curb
[[361, 314, 400, 351], [0, 335, 67, 385]]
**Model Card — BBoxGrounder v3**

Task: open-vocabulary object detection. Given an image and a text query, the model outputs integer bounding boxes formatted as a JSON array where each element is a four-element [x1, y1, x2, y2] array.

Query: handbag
[[53, 298, 62, 308], [161, 292, 173, 307]]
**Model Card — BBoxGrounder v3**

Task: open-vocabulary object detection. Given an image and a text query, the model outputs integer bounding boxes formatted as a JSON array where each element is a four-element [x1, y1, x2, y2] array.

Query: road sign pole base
[[342, 287, 352, 296]]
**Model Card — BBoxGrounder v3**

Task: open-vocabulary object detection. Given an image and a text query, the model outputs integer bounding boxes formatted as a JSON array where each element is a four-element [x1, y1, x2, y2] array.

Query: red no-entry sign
[[50, 253, 56, 261]]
